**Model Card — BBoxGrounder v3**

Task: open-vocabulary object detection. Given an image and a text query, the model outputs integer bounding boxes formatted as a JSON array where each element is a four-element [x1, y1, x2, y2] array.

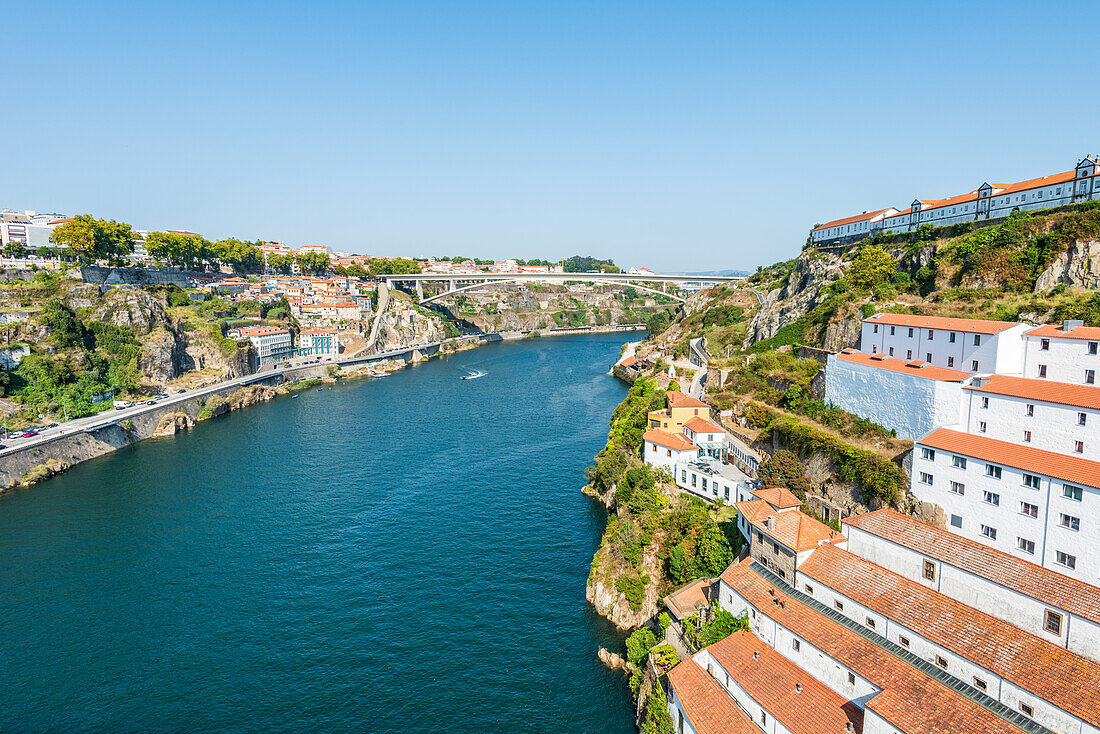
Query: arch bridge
[[381, 272, 743, 305]]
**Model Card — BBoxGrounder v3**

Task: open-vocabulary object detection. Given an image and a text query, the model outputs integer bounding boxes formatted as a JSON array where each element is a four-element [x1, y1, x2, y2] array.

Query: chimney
[[846, 723, 854, 732], [796, 683, 803, 693], [765, 515, 776, 530], [1064, 319, 1084, 333], [753, 651, 759, 660]]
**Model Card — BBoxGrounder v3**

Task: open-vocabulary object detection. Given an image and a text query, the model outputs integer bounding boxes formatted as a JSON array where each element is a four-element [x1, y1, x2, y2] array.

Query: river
[[0, 334, 638, 733]]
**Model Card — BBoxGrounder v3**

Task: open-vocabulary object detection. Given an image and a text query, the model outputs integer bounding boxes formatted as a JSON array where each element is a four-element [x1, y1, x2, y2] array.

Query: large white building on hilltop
[[810, 154, 1100, 247]]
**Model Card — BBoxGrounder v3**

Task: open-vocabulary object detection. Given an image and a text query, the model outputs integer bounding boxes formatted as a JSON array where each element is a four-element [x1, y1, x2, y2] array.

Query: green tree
[[3, 241, 27, 258], [268, 253, 294, 274], [367, 257, 421, 276], [295, 251, 331, 275], [345, 262, 368, 278], [564, 255, 619, 273], [758, 449, 812, 498], [50, 214, 135, 264], [40, 299, 86, 348], [624, 627, 658, 667], [694, 524, 733, 576], [145, 231, 210, 271], [211, 238, 263, 273], [847, 244, 896, 290]]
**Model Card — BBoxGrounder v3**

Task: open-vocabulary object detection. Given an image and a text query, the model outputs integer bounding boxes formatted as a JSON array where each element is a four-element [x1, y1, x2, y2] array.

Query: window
[[923, 560, 936, 581], [1018, 537, 1035, 554], [980, 396, 989, 409], [921, 447, 935, 461], [952, 456, 966, 469], [1075, 441, 1084, 454], [681, 470, 687, 482], [1060, 514, 1080, 531], [773, 542, 780, 554], [1079, 412, 1088, 426], [873, 324, 878, 333], [1023, 430, 1032, 443], [950, 481, 965, 495], [848, 672, 856, 685], [906, 349, 912, 360], [927, 329, 934, 339], [835, 600, 844, 611], [947, 356, 955, 367], [866, 616, 876, 629], [919, 472, 933, 485], [1020, 502, 1039, 518], [974, 677, 988, 691], [667, 449, 672, 457], [935, 655, 948, 669], [1056, 551, 1076, 569], [890, 326, 895, 336], [978, 421, 987, 433], [1040, 338, 1050, 350], [899, 635, 910, 648], [980, 525, 997, 540], [1023, 473, 1040, 489], [983, 490, 1000, 506], [1045, 610, 1063, 635], [926, 352, 932, 362], [949, 332, 956, 343], [1020, 703, 1034, 718], [1038, 364, 1047, 378], [971, 360, 979, 371], [908, 328, 914, 337], [760, 712, 766, 727], [973, 335, 981, 346], [1064, 484, 1083, 502], [889, 347, 894, 356], [804, 583, 814, 594], [950, 514, 962, 528], [1087, 369, 1096, 385], [1025, 403, 1034, 417], [792, 639, 800, 652], [1089, 341, 1098, 355]]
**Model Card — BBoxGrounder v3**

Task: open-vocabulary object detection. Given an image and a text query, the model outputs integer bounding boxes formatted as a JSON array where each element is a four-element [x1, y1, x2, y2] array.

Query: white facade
[[673, 461, 745, 503], [860, 315, 1030, 375], [228, 327, 294, 365], [810, 207, 898, 245], [841, 518, 1100, 662], [960, 381, 1099, 461], [909, 435, 1100, 584], [1022, 323, 1100, 385], [824, 352, 968, 439], [642, 436, 696, 472]]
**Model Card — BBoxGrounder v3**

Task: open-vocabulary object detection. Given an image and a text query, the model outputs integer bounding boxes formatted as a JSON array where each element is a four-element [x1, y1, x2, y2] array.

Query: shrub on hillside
[[758, 449, 812, 498]]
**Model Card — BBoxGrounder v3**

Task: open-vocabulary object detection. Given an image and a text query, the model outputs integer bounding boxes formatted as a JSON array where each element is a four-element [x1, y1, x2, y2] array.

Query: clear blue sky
[[5, 1, 1099, 271]]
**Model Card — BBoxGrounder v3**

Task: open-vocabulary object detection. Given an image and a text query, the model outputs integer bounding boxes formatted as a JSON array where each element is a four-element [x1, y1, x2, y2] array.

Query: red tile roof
[[991, 169, 1078, 197], [835, 351, 972, 382], [864, 312, 1021, 335], [800, 544, 1100, 726], [705, 630, 864, 734], [230, 326, 288, 338], [966, 374, 1100, 411], [719, 561, 1032, 734], [667, 391, 708, 409], [735, 502, 844, 552], [750, 486, 802, 509], [683, 416, 724, 434], [662, 577, 713, 621], [843, 508, 1100, 624], [918, 427, 1100, 491], [812, 208, 895, 232], [1026, 323, 1100, 342], [643, 429, 697, 453], [665, 658, 757, 734]]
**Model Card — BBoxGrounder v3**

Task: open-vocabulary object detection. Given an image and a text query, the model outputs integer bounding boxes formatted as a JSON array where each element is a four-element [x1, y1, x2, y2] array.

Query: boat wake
[[460, 369, 487, 380]]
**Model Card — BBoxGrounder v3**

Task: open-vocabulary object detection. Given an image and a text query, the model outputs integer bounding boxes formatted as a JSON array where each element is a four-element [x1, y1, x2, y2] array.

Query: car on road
[[21, 430, 38, 438], [47, 423, 58, 428], [144, 400, 157, 406]]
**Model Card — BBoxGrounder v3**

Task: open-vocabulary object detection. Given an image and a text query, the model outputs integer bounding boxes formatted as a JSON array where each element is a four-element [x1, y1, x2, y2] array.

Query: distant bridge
[[380, 271, 744, 304]]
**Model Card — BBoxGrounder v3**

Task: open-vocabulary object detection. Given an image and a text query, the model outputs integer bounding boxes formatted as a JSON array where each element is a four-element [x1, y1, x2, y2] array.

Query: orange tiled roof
[[750, 486, 802, 509], [1026, 323, 1100, 341], [812, 208, 894, 232], [662, 577, 712, 621], [665, 658, 757, 734], [667, 391, 708, 409], [864, 312, 1021, 334], [919, 189, 980, 210], [706, 630, 864, 734], [843, 508, 1100, 623], [683, 416, 724, 434], [992, 169, 1078, 197], [735, 501, 843, 552], [643, 429, 697, 453], [800, 544, 1100, 726], [835, 351, 972, 382], [719, 560, 1032, 734], [231, 326, 287, 337], [918, 427, 1100, 491], [966, 374, 1100, 411]]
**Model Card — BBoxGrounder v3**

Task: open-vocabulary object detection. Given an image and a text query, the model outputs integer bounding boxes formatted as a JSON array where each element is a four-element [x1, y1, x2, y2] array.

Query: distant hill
[[677, 269, 751, 277]]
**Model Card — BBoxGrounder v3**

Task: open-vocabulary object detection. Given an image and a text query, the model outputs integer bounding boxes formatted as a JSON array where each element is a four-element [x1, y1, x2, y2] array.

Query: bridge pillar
[[416, 280, 424, 301], [411, 349, 423, 362]]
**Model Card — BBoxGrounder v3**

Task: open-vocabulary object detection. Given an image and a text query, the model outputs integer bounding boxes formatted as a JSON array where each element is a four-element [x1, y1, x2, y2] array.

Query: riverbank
[[0, 325, 645, 492]]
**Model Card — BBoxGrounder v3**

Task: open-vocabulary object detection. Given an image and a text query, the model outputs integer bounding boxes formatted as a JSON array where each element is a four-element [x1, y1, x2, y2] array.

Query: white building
[[642, 429, 697, 472], [1022, 321, 1100, 385], [297, 328, 339, 357], [959, 374, 1099, 460], [908, 427, 1100, 584], [860, 313, 1030, 375], [842, 508, 1100, 662], [227, 325, 294, 366], [811, 154, 1100, 246], [825, 349, 972, 439]]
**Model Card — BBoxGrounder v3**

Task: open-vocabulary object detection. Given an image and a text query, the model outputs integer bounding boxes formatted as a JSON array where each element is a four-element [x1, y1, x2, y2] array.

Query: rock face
[[597, 647, 634, 673], [1034, 239, 1100, 291], [91, 288, 171, 334], [822, 313, 862, 352], [586, 550, 660, 631], [743, 251, 844, 347], [152, 412, 195, 437], [139, 329, 187, 382]]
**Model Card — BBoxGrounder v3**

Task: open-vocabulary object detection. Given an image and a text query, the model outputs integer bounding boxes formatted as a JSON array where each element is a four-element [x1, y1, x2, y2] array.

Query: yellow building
[[647, 391, 710, 431]]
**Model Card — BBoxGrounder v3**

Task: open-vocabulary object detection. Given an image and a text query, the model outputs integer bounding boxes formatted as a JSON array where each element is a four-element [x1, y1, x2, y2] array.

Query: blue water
[[0, 334, 637, 733]]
